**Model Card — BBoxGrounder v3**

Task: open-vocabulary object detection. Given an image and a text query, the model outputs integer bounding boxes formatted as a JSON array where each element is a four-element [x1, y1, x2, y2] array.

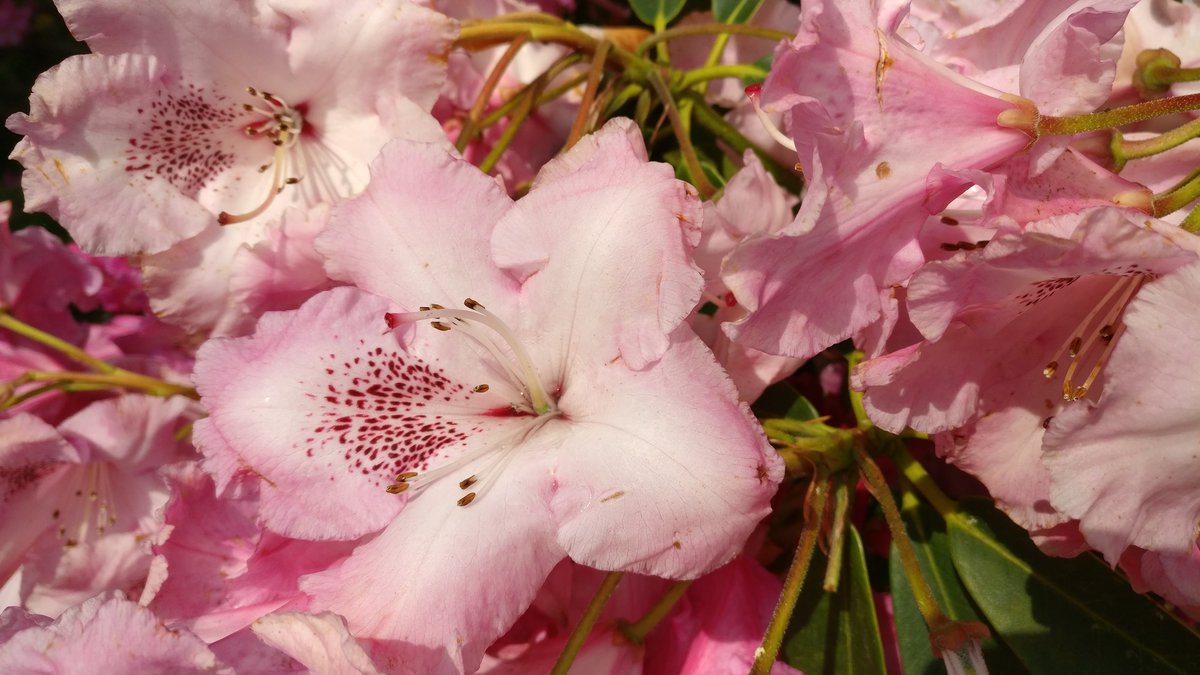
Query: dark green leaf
[[713, 0, 764, 24], [629, 0, 687, 27], [785, 395, 820, 422], [949, 501, 1200, 674], [783, 527, 887, 674], [890, 499, 1026, 675]]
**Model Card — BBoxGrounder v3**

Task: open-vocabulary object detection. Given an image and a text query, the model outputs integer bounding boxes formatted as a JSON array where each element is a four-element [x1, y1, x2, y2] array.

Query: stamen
[[1041, 274, 1145, 401], [386, 301, 555, 414], [745, 85, 797, 152], [218, 86, 305, 226]]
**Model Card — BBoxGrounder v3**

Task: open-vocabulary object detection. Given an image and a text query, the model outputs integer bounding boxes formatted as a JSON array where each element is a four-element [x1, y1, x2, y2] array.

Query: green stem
[[687, 97, 802, 193], [893, 445, 958, 518], [1038, 93, 1200, 135], [750, 476, 831, 675], [1142, 64, 1200, 88], [620, 580, 692, 643], [1183, 204, 1200, 233], [646, 70, 715, 197], [457, 22, 638, 71], [822, 472, 853, 592], [856, 444, 947, 629], [456, 33, 530, 153], [1152, 165, 1200, 217], [676, 64, 767, 89], [479, 79, 543, 174], [1110, 117, 1200, 169], [0, 312, 115, 373], [564, 39, 611, 150], [635, 22, 793, 57], [23, 369, 198, 399], [550, 571, 624, 675]]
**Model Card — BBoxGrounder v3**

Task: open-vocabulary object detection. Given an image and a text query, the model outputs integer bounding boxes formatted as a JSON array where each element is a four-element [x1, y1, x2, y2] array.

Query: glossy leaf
[[713, 0, 765, 24], [783, 526, 887, 674], [948, 501, 1200, 673], [890, 498, 1026, 675], [629, 0, 687, 28]]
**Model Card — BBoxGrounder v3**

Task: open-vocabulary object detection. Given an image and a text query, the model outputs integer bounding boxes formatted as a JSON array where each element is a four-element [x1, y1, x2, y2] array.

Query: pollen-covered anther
[[457, 492, 477, 507], [218, 85, 305, 226]]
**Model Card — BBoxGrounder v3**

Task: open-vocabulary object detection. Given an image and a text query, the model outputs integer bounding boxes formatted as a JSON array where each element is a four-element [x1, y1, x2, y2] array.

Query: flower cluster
[[3, 0, 1200, 672]]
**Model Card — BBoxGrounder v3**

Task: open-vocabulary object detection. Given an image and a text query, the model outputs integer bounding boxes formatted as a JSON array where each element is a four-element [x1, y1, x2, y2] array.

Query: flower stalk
[[550, 571, 624, 675], [750, 475, 831, 675]]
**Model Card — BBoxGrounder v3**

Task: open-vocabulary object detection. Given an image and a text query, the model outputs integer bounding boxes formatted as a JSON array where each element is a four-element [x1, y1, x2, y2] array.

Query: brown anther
[[430, 303, 445, 310], [1043, 361, 1058, 378], [940, 242, 960, 252], [940, 216, 960, 226], [431, 321, 451, 331], [1068, 337, 1082, 358], [473, 384, 489, 393], [1099, 324, 1115, 342], [243, 103, 254, 111], [459, 475, 478, 490], [464, 298, 482, 309], [385, 483, 410, 494], [1071, 386, 1089, 400], [457, 492, 477, 507], [396, 471, 418, 481], [1042, 416, 1054, 429], [258, 164, 270, 173], [418, 306, 430, 312], [272, 139, 284, 147], [285, 177, 301, 185]]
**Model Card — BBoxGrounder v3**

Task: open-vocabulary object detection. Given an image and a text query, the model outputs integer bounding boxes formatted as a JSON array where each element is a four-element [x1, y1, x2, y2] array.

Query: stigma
[[218, 87, 305, 225]]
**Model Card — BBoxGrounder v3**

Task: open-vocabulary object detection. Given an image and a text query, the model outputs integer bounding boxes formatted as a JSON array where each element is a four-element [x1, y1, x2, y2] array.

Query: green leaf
[[783, 527, 887, 674], [785, 394, 820, 422], [890, 499, 1026, 675], [713, 0, 764, 24], [948, 501, 1200, 673], [629, 0, 687, 28]]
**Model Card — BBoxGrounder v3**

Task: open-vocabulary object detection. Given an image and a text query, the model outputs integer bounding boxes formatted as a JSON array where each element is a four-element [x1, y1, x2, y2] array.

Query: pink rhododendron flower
[[1043, 259, 1200, 562], [692, 151, 802, 402], [855, 207, 1197, 528], [0, 594, 229, 672], [0, 202, 101, 349], [8, 0, 456, 335], [194, 120, 780, 672], [723, 0, 1033, 361], [0, 394, 197, 615], [146, 463, 356, 643]]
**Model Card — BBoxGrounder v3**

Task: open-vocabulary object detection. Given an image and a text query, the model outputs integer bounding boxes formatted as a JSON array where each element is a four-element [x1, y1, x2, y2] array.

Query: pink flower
[[854, 207, 1197, 529], [692, 151, 802, 402], [7, 0, 456, 335], [1043, 259, 1200, 563], [0, 395, 196, 615], [723, 0, 1033, 361], [0, 594, 229, 672], [146, 463, 356, 643], [193, 121, 780, 671]]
